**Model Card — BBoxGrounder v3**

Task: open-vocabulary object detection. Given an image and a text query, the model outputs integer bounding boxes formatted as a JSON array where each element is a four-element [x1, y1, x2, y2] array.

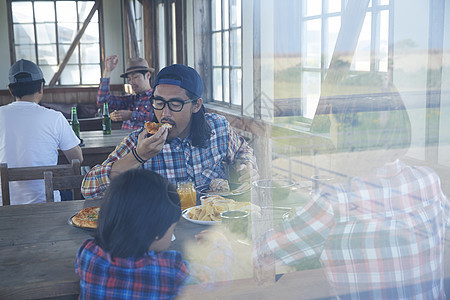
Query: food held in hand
[[144, 121, 172, 134], [72, 207, 100, 228]]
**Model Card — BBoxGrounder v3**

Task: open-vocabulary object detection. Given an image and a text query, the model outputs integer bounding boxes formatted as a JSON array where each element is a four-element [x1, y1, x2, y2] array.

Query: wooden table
[[59, 130, 134, 168], [0, 199, 208, 299]]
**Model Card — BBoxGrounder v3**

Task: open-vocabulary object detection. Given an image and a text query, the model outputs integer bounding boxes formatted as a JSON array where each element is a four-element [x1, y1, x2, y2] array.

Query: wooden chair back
[[0, 159, 81, 206], [44, 171, 85, 202]]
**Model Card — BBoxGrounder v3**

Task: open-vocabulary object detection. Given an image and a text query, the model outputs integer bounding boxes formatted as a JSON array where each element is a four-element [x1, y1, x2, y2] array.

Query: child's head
[[95, 169, 181, 258]]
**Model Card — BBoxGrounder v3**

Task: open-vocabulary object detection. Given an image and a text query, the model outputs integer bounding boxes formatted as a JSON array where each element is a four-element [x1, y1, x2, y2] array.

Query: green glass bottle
[[102, 102, 111, 135], [70, 106, 80, 138]]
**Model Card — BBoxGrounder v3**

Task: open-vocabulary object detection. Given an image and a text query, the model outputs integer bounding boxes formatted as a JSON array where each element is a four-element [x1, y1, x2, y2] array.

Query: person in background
[[82, 64, 258, 199], [97, 55, 154, 130], [76, 168, 188, 298], [0, 59, 83, 205], [253, 74, 450, 299]]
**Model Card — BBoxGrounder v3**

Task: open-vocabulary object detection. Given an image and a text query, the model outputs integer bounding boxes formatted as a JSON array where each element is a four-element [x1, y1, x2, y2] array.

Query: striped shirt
[[255, 160, 450, 299], [76, 239, 188, 299], [97, 78, 153, 130], [82, 113, 256, 199]]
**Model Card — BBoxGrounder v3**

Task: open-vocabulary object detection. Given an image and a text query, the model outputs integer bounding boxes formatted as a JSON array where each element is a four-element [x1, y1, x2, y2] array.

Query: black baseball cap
[[153, 64, 204, 98], [9, 59, 45, 84]]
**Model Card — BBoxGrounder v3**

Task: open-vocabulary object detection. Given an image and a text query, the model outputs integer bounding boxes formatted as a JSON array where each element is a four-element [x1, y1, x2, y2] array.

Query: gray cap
[[9, 59, 45, 84]]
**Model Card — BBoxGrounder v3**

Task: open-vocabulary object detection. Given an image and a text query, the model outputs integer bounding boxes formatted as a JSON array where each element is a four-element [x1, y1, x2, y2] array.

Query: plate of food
[[68, 206, 100, 231], [197, 179, 251, 202], [182, 195, 258, 225]]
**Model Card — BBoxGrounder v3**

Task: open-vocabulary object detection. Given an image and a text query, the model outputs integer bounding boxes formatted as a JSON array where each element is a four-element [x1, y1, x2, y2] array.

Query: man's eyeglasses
[[151, 96, 196, 112]]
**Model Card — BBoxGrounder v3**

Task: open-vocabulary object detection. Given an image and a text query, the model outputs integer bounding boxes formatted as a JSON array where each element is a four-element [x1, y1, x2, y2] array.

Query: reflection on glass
[[231, 69, 242, 106], [80, 43, 100, 64], [212, 0, 221, 31], [81, 64, 101, 85], [34, 2, 55, 23], [230, 29, 241, 65], [223, 68, 230, 104], [40, 65, 57, 84], [213, 68, 223, 101], [78, 2, 97, 22], [15, 45, 36, 62], [80, 22, 99, 43], [60, 65, 80, 85], [12, 2, 33, 23], [223, 0, 229, 29], [302, 72, 321, 119], [379, 10, 389, 72], [327, 0, 341, 13], [56, 2, 77, 22], [230, 0, 241, 27], [223, 31, 229, 67], [212, 33, 222, 66], [304, 19, 321, 68], [38, 45, 57, 65], [325, 16, 340, 68], [13, 24, 35, 44], [59, 45, 79, 64], [36, 23, 56, 44], [351, 13, 371, 71], [306, 0, 321, 16], [58, 23, 77, 43]]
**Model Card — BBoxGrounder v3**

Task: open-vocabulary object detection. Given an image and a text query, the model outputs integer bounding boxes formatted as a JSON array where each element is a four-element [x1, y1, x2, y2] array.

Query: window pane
[[58, 23, 77, 43], [79, 1, 97, 22], [230, 0, 241, 27], [231, 68, 241, 105], [223, 31, 229, 66], [136, 19, 143, 41], [36, 23, 56, 44], [59, 44, 79, 64], [135, 1, 142, 19], [60, 65, 80, 85], [80, 43, 99, 63], [15, 45, 36, 61], [80, 22, 99, 43], [351, 13, 371, 71], [379, 10, 389, 72], [34, 2, 55, 23], [302, 72, 321, 119], [56, 2, 77, 23], [304, 19, 321, 68], [325, 16, 341, 68], [327, 0, 341, 13], [12, 2, 33, 23], [212, 0, 222, 31], [223, 0, 229, 29], [306, 0, 322, 16], [213, 68, 223, 101], [40, 65, 57, 83], [223, 68, 230, 103], [14, 24, 35, 44], [38, 45, 58, 65], [380, 0, 389, 5], [212, 32, 222, 66], [230, 28, 241, 65]]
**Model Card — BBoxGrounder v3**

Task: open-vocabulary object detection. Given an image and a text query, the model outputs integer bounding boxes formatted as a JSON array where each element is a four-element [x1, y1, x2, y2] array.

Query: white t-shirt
[[0, 101, 80, 205]]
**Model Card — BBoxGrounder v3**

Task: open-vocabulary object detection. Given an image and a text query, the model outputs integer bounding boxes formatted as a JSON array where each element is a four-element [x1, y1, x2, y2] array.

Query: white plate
[[182, 206, 220, 225]]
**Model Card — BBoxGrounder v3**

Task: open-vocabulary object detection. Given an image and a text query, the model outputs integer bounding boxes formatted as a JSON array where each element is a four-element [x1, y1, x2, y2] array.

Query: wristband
[[131, 148, 146, 164]]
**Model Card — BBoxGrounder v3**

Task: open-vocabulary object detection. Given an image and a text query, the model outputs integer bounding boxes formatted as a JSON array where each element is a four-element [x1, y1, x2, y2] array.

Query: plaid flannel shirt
[[76, 239, 188, 299], [82, 113, 256, 199], [97, 78, 153, 130], [255, 160, 450, 299]]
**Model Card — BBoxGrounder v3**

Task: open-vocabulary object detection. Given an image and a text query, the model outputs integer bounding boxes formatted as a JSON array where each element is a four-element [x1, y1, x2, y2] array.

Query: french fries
[[186, 195, 257, 221]]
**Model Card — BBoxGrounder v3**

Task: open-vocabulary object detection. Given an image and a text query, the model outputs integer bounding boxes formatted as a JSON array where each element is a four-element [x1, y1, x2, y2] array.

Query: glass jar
[[177, 181, 197, 211]]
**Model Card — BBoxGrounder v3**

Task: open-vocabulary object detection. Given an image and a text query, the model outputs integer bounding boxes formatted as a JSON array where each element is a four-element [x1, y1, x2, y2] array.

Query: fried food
[[144, 121, 172, 134], [186, 195, 257, 222], [72, 207, 100, 228], [208, 178, 230, 193]]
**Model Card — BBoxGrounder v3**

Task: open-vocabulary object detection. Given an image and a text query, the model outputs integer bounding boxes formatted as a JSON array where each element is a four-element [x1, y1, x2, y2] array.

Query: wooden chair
[[44, 171, 85, 202], [0, 159, 81, 206]]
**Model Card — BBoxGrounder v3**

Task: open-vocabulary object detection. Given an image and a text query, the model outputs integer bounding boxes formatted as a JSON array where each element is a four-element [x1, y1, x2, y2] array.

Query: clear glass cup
[[177, 181, 197, 211]]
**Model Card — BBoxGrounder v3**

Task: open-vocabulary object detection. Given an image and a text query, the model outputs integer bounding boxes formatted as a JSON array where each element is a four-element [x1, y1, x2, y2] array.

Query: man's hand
[[135, 126, 169, 161], [235, 162, 259, 192], [110, 110, 132, 122], [103, 55, 119, 78]]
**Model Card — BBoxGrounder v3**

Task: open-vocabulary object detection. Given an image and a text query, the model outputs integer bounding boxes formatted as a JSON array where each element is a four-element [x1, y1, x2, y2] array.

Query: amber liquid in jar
[[177, 181, 197, 211]]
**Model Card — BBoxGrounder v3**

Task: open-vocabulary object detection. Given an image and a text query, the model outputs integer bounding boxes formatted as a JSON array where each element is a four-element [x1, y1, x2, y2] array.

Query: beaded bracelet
[[131, 148, 146, 164]]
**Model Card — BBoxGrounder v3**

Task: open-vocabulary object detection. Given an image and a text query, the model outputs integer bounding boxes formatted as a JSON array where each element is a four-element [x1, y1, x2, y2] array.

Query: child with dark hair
[[75, 169, 188, 298]]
